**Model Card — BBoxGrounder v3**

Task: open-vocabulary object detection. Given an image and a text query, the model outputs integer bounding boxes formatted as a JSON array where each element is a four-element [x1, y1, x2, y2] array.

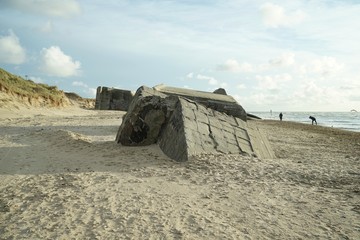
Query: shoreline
[[248, 111, 360, 133], [254, 118, 360, 134]]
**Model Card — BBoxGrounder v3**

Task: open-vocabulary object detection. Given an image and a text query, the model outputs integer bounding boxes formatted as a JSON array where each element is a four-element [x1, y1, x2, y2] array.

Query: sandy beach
[[0, 107, 359, 239]]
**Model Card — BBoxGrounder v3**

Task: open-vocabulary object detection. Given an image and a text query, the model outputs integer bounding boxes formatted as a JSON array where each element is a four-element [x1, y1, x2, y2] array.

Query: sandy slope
[[0, 108, 359, 239]]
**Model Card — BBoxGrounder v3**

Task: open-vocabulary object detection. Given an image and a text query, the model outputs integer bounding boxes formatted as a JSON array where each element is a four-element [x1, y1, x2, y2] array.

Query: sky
[[1, 0, 360, 112]]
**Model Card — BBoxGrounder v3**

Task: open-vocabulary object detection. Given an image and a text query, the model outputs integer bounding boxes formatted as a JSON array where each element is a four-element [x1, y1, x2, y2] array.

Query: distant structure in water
[[95, 86, 134, 111], [350, 109, 358, 112]]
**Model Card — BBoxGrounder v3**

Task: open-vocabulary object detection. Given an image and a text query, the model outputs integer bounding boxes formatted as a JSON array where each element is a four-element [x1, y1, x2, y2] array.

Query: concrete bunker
[[116, 85, 274, 162], [95, 86, 134, 111]]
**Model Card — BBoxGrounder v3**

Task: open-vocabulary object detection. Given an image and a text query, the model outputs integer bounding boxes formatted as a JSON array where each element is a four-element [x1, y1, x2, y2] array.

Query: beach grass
[[0, 68, 64, 102]]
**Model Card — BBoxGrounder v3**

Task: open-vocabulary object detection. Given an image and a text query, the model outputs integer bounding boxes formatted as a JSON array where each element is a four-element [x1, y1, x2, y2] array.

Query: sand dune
[[0, 108, 359, 239]]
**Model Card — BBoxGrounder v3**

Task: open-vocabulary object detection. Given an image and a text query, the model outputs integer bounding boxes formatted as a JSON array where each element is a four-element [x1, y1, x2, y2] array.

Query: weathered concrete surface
[[153, 84, 247, 121], [115, 86, 174, 146], [158, 97, 275, 161], [116, 86, 275, 162], [95, 86, 134, 111]]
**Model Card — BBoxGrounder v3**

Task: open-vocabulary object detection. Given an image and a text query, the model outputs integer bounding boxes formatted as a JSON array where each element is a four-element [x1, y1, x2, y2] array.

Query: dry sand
[[0, 107, 359, 239]]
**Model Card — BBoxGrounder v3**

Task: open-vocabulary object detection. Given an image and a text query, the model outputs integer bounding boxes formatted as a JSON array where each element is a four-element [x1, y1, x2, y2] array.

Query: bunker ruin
[[95, 86, 134, 111], [116, 86, 274, 161]]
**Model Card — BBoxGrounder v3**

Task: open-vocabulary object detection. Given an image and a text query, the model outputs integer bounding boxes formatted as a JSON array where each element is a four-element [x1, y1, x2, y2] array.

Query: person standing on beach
[[279, 112, 283, 121], [309, 116, 317, 125]]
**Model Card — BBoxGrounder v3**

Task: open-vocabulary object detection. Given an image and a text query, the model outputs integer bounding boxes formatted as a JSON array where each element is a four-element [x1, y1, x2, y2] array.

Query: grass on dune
[[0, 68, 65, 101]]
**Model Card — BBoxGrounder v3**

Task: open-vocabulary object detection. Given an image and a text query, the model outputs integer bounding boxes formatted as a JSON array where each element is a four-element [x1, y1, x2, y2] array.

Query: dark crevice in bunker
[[129, 119, 150, 144], [207, 117, 220, 151]]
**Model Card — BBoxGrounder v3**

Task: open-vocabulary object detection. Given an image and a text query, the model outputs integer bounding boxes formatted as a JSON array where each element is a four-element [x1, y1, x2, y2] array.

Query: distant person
[[309, 116, 317, 125], [279, 112, 283, 121]]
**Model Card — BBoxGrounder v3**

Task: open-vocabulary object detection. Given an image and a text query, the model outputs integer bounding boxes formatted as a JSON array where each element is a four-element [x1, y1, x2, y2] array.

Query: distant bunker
[[116, 85, 275, 162], [95, 86, 134, 111]]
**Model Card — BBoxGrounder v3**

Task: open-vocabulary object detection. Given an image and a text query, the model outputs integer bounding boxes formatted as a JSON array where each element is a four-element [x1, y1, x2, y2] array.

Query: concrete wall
[[95, 86, 134, 111]]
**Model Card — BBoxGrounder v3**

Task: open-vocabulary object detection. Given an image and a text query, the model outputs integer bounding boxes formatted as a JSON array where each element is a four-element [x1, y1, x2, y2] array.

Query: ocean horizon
[[249, 111, 360, 133]]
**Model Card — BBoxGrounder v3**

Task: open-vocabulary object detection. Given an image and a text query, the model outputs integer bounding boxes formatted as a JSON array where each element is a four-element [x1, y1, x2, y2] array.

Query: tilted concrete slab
[[153, 84, 247, 121]]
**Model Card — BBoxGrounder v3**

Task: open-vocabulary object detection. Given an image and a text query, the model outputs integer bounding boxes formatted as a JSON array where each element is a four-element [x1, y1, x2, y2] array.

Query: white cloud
[[296, 56, 344, 76], [72, 81, 96, 97], [291, 81, 345, 109], [219, 82, 228, 88], [0, 30, 26, 64], [256, 75, 278, 91], [208, 78, 218, 86], [40, 46, 81, 77], [217, 52, 295, 74], [260, 3, 305, 28], [309, 57, 344, 76], [41, 21, 53, 33], [256, 73, 292, 91], [195, 74, 229, 89], [248, 92, 280, 106], [186, 72, 194, 79], [269, 52, 295, 67], [1, 0, 81, 17], [217, 59, 253, 72], [236, 84, 246, 89], [72, 81, 87, 88], [88, 88, 97, 97], [197, 74, 218, 85]]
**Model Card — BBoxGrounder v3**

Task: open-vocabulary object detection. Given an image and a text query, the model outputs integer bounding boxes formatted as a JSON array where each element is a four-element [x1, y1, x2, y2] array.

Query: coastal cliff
[[0, 68, 94, 109]]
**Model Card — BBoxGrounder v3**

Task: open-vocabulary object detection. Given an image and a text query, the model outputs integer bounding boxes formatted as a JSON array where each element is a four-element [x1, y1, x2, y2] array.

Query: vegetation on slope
[[0, 68, 65, 102]]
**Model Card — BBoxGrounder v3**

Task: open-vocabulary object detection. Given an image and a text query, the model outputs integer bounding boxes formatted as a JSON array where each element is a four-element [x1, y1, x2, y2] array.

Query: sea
[[248, 111, 360, 133]]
